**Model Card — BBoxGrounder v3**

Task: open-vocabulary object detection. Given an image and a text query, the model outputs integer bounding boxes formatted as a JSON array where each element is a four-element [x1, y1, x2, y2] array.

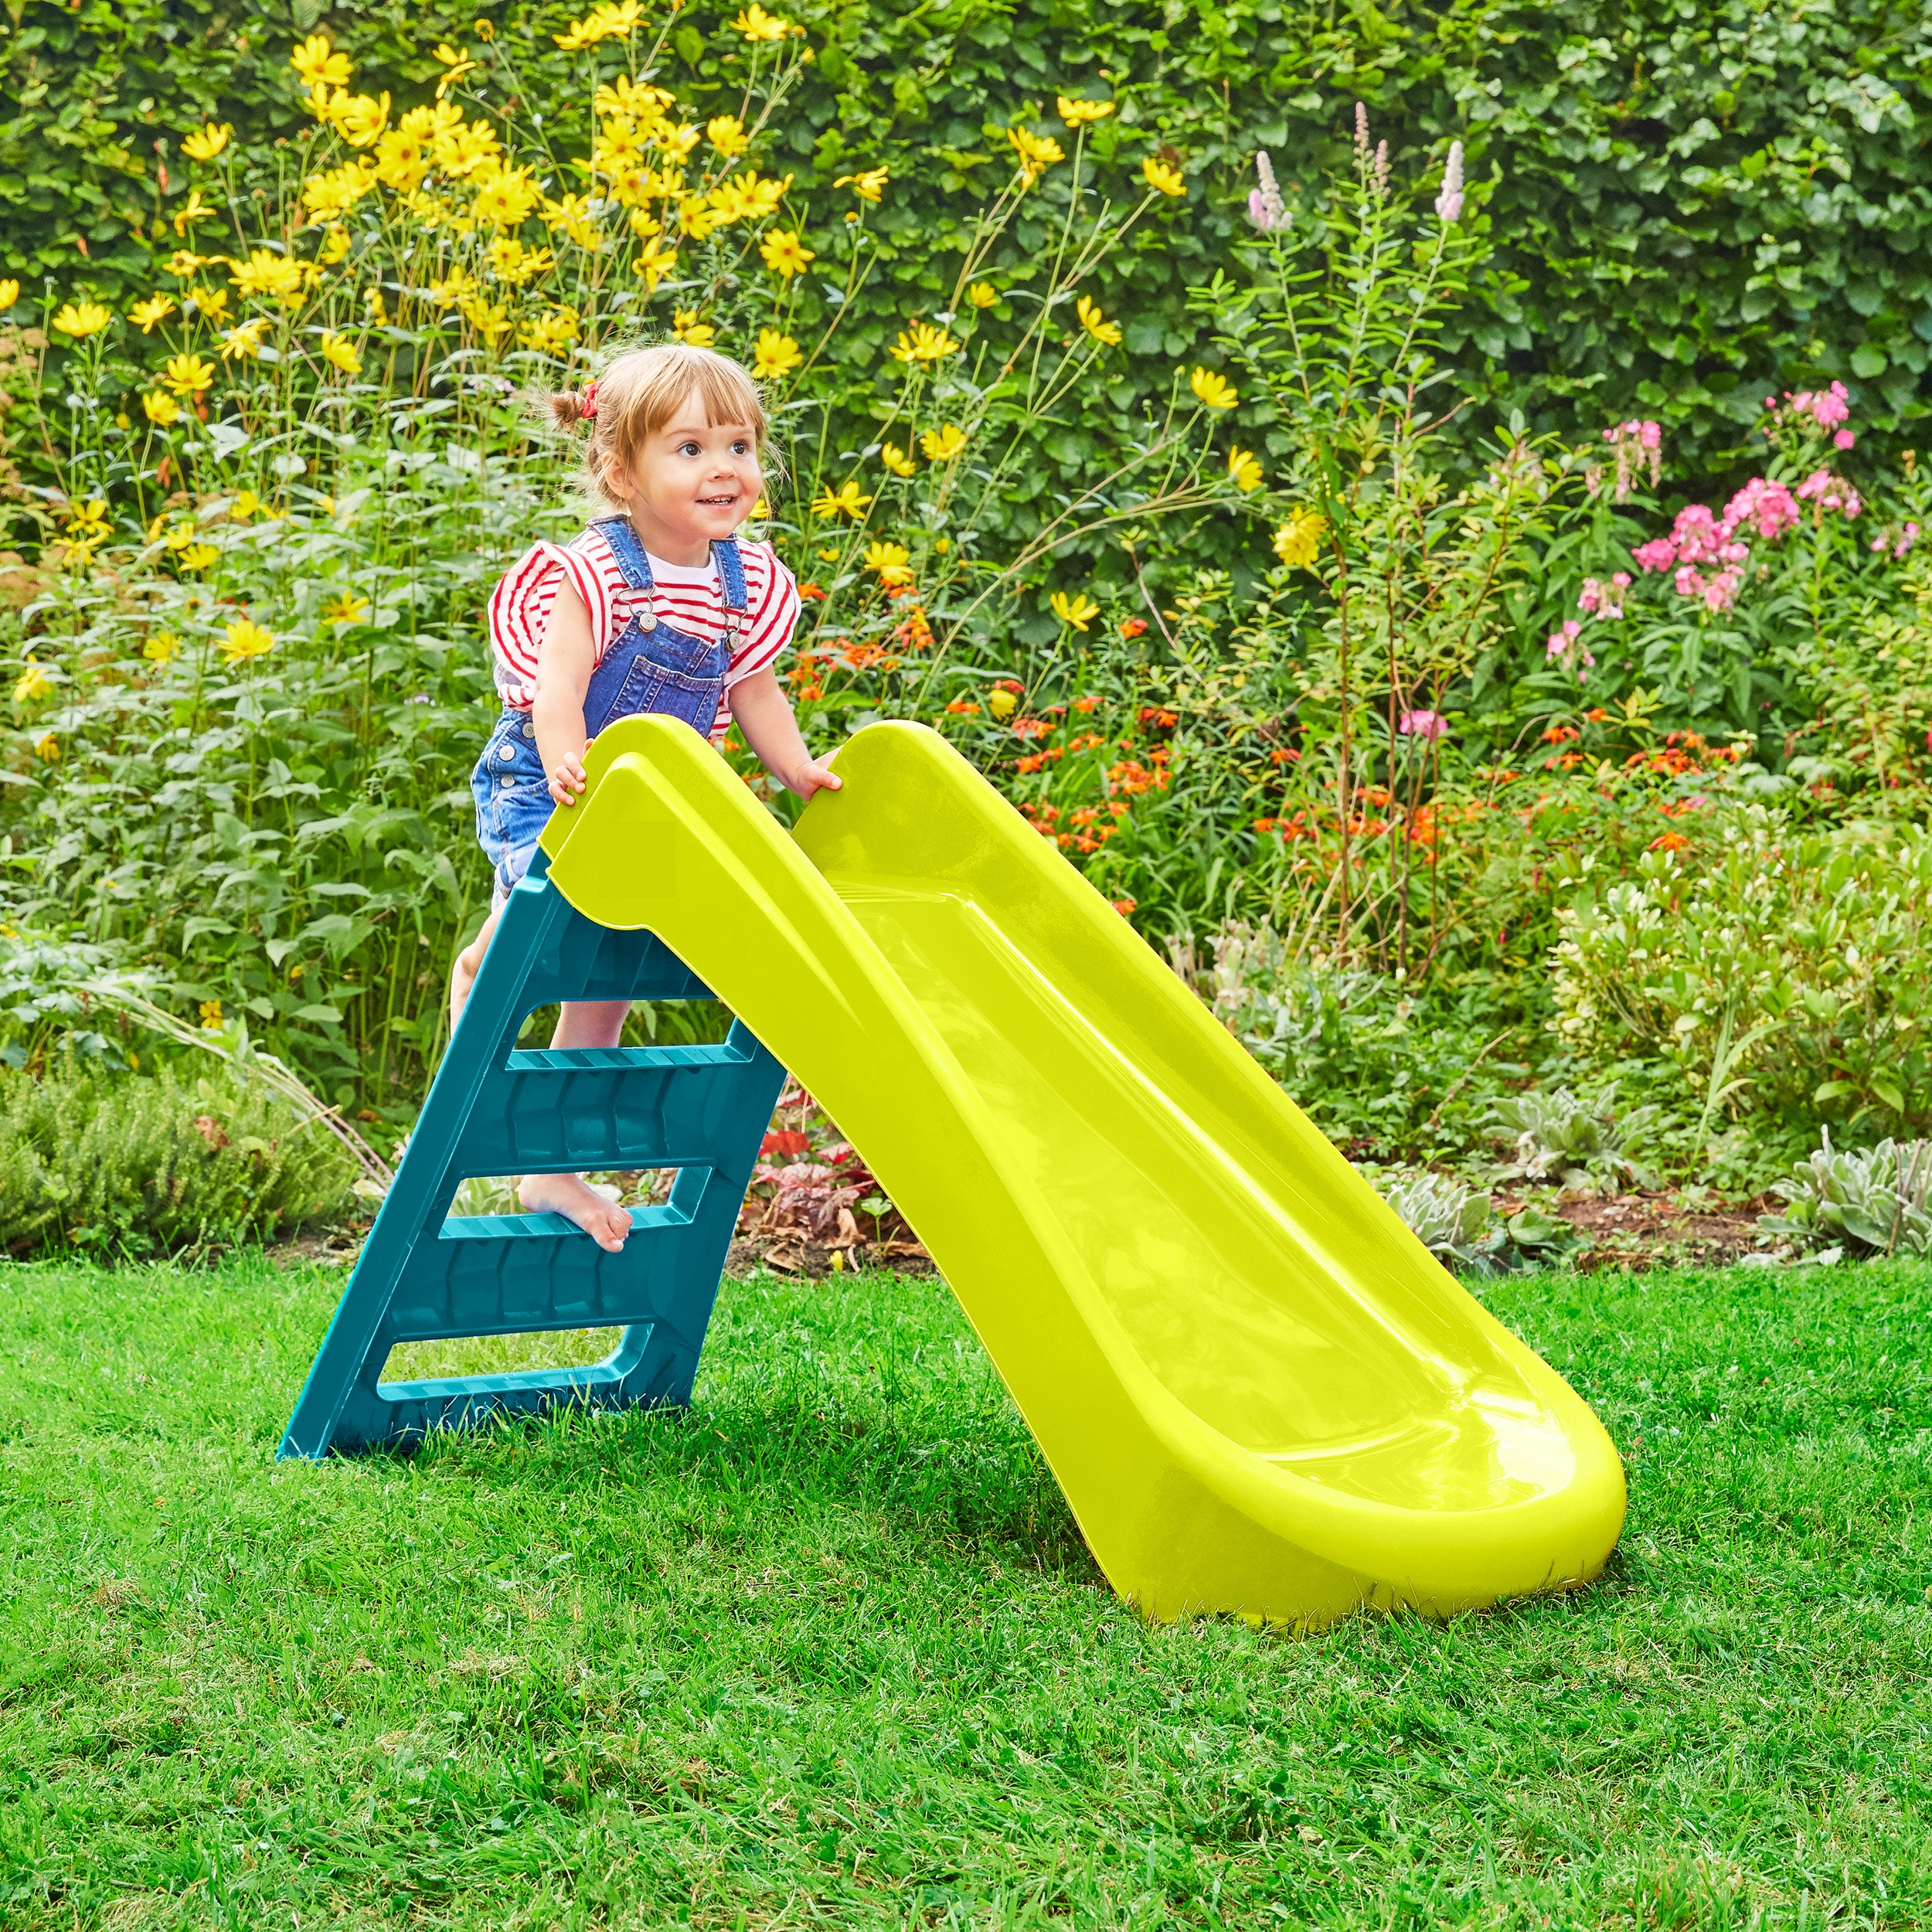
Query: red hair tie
[[579, 381, 599, 420]]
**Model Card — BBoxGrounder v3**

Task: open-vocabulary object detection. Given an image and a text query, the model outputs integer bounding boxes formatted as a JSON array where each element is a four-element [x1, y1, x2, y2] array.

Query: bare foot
[[519, 1172, 633, 1252]]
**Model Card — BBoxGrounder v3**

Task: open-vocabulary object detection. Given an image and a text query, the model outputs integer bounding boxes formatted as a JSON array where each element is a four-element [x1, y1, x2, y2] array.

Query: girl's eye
[[731, 440, 750, 456], [677, 440, 701, 457]]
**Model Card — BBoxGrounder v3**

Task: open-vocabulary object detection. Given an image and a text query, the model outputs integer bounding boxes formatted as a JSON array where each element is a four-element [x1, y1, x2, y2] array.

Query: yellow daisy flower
[[52, 301, 111, 338], [1188, 366, 1237, 410], [1057, 97, 1115, 128], [219, 619, 276, 664], [128, 293, 177, 334], [810, 479, 873, 520], [1075, 294, 1121, 347], [833, 167, 889, 203], [182, 121, 233, 161], [751, 328, 804, 379], [759, 229, 815, 277], [162, 352, 216, 396]]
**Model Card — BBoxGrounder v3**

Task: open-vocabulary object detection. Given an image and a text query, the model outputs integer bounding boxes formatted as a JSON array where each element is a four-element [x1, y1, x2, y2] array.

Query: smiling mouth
[[699, 491, 739, 507]]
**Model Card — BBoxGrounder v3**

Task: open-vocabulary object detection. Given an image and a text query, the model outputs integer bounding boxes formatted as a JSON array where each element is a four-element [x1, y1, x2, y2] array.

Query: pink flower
[[1723, 476, 1799, 542], [1434, 140, 1464, 225], [1812, 381, 1850, 429], [1835, 429, 1855, 451], [1633, 536, 1677, 573], [1578, 575, 1626, 620], [1398, 708, 1449, 740], [1599, 418, 1664, 498], [1674, 563, 1705, 600], [1702, 568, 1741, 614], [1797, 469, 1862, 518], [1669, 504, 1726, 565], [1900, 522, 1921, 559]]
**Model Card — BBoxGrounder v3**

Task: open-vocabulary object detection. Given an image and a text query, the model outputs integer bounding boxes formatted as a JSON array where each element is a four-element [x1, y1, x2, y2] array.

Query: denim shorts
[[471, 710, 555, 910]]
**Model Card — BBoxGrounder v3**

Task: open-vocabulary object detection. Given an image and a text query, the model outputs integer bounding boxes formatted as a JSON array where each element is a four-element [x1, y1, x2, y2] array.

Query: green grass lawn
[[2, 1253, 1929, 1930]]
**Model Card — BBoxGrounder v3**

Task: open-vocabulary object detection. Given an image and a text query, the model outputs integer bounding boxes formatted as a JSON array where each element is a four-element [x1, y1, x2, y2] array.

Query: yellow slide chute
[[540, 715, 1625, 1629]]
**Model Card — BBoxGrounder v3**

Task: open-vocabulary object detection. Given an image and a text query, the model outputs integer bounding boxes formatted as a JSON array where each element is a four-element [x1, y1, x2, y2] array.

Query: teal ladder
[[278, 849, 786, 1458]]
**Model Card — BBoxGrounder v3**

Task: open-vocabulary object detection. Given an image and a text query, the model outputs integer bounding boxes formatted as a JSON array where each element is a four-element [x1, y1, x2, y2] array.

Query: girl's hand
[[787, 756, 843, 800], [547, 749, 590, 808]]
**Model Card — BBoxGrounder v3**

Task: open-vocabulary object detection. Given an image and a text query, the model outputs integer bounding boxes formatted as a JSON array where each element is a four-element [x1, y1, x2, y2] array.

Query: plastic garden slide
[[539, 713, 1627, 1629]]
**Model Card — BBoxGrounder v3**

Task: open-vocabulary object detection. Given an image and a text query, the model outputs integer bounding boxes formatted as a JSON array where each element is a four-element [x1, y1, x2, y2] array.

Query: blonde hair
[[546, 342, 777, 508]]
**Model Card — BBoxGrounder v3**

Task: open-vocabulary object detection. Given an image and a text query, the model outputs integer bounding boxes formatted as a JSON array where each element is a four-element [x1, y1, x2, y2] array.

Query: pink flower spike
[[1398, 709, 1449, 740], [1612, 571, 1631, 587], [1873, 535, 1889, 553], [1633, 536, 1677, 573], [1835, 429, 1855, 450]]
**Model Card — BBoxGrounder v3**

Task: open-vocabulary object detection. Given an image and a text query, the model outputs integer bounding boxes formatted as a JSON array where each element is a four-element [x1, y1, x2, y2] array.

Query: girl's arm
[[729, 668, 842, 798], [532, 580, 597, 808]]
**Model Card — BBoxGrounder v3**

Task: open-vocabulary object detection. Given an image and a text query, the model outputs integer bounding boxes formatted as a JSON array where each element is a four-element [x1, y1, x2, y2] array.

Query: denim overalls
[[471, 519, 747, 906]]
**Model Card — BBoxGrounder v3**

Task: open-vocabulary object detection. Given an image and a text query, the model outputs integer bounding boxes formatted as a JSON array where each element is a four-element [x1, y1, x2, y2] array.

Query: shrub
[[1553, 808, 1932, 1136], [1759, 1131, 1932, 1260], [1491, 1088, 1657, 1192], [0, 1057, 355, 1254], [1372, 1169, 1497, 1270], [1172, 924, 1512, 1162]]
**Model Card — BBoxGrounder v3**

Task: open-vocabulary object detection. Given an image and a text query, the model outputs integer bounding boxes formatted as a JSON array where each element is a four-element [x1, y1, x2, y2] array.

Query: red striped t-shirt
[[487, 526, 798, 742]]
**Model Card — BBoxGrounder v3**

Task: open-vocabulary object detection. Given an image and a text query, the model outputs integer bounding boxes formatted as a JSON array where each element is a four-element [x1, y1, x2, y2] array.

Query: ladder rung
[[439, 1199, 696, 1241], [503, 1041, 750, 1075]]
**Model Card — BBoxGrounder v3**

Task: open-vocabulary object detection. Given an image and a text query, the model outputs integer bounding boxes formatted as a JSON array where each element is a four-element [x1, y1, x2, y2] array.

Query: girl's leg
[[450, 907, 502, 1029], [517, 1000, 634, 1251]]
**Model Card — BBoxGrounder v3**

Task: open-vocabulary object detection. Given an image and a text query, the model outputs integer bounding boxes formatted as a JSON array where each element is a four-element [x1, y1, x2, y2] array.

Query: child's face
[[616, 388, 763, 545]]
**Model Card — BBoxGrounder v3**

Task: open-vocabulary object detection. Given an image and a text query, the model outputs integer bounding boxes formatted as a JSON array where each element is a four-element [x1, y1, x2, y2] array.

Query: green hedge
[[5, 0, 1928, 482]]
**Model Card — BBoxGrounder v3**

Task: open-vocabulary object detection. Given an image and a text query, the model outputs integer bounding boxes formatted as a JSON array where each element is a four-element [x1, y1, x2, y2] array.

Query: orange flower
[[1649, 831, 1691, 852]]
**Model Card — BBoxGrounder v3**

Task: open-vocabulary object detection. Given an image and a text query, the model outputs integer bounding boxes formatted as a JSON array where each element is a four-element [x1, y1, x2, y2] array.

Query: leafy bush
[[0, 1056, 355, 1254], [1491, 1088, 1657, 1192], [1553, 808, 1932, 1137], [1173, 924, 1513, 1162], [1373, 1169, 1497, 1270], [1759, 1131, 1932, 1260], [7, 0, 1929, 477]]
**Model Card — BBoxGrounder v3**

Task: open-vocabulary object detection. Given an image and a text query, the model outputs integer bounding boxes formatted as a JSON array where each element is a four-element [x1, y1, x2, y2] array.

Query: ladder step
[[452, 1042, 765, 1175], [370, 1322, 693, 1441], [440, 1200, 694, 1241], [503, 1041, 748, 1075]]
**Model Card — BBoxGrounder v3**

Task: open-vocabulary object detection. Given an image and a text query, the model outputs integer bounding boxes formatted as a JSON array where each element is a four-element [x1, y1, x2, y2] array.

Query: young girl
[[451, 341, 840, 1252]]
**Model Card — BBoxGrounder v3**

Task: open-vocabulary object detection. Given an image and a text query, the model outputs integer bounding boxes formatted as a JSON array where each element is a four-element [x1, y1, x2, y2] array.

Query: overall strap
[[592, 516, 657, 594], [710, 537, 750, 616]]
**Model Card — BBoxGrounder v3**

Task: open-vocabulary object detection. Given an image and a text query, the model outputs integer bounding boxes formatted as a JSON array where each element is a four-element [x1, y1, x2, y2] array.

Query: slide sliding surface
[[541, 716, 1625, 1628]]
